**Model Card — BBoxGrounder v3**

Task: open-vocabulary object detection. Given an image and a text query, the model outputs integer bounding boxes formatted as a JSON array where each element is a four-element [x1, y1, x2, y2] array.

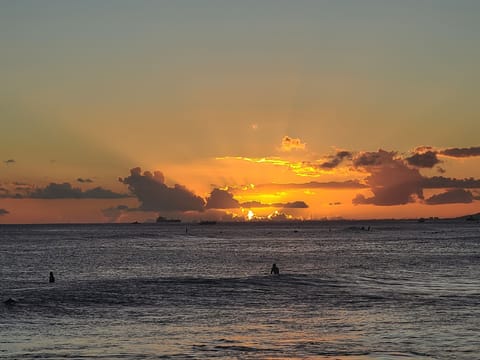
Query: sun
[[247, 210, 255, 221]]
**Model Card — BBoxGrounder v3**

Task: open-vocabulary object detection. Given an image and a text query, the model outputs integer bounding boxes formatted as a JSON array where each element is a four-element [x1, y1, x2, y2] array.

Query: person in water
[[270, 263, 280, 275], [49, 271, 55, 283]]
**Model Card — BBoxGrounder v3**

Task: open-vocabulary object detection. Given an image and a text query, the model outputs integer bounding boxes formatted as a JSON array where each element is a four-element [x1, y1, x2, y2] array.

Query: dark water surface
[[1, 221, 479, 359]]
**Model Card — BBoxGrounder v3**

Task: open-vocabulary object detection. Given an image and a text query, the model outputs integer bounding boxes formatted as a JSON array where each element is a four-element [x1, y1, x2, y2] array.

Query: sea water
[[0, 221, 479, 359]]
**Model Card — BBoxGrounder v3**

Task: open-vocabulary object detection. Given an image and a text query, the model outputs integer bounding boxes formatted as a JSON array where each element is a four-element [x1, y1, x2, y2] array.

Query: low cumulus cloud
[[351, 149, 480, 206], [405, 151, 440, 168], [4, 159, 15, 165], [28, 183, 128, 199], [276, 201, 308, 208], [119, 167, 205, 212], [329, 202, 342, 206], [422, 176, 480, 189], [352, 150, 424, 206], [0, 208, 9, 216], [280, 136, 306, 152], [425, 189, 475, 205], [439, 146, 480, 158], [319, 150, 352, 169], [205, 188, 240, 209], [240, 200, 308, 209], [77, 178, 93, 183]]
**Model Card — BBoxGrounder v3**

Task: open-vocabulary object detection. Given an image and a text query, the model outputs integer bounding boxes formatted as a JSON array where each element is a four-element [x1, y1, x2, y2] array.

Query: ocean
[[1, 221, 479, 359]]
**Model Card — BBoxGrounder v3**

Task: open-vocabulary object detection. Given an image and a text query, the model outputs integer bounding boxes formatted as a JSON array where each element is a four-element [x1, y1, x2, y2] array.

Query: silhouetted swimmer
[[49, 271, 55, 283], [4, 298, 16, 306], [270, 263, 280, 275]]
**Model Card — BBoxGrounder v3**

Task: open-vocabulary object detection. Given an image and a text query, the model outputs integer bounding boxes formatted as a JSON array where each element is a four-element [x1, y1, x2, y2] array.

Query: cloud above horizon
[[119, 167, 205, 212], [350, 149, 480, 206], [352, 150, 424, 206], [31, 183, 129, 199], [77, 178, 93, 183], [439, 146, 480, 158], [405, 150, 441, 168], [422, 176, 480, 189], [318, 150, 352, 169], [0, 182, 128, 199], [425, 189, 476, 205], [0, 208, 9, 216], [205, 188, 240, 209], [280, 136, 306, 152], [241, 200, 308, 209]]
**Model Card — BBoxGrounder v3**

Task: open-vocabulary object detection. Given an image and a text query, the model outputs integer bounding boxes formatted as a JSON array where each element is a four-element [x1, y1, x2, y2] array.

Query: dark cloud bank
[[31, 183, 128, 199], [425, 189, 478, 205], [1, 182, 128, 199], [119, 167, 205, 212], [351, 149, 480, 206], [352, 150, 424, 206], [440, 146, 480, 158]]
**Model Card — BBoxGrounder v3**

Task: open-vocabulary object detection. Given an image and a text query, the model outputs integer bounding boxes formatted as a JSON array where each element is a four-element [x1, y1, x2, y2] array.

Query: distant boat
[[199, 220, 217, 225], [156, 216, 181, 223]]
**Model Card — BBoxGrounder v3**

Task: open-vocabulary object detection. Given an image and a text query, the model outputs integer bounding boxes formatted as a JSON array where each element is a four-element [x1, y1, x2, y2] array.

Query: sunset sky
[[1, 0, 480, 223]]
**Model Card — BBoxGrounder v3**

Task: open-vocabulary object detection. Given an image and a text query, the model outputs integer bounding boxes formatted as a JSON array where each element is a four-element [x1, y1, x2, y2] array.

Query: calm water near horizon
[[1, 220, 479, 359]]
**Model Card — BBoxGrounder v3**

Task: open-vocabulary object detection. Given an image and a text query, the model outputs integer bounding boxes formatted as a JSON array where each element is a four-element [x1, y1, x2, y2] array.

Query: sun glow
[[247, 210, 255, 221]]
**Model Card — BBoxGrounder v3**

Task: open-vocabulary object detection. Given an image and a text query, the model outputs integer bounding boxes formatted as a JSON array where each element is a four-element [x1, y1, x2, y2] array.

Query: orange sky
[[1, 2, 480, 223]]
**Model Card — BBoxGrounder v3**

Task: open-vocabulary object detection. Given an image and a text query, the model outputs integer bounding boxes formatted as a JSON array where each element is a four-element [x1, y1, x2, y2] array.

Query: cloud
[[353, 150, 397, 167], [29, 183, 128, 199], [119, 167, 205, 212], [0, 208, 9, 216], [274, 201, 308, 208], [267, 211, 290, 221], [425, 189, 475, 205], [422, 176, 480, 189], [83, 187, 129, 199], [240, 200, 308, 209], [280, 136, 306, 152], [240, 201, 266, 208], [319, 150, 352, 169], [205, 188, 240, 209], [405, 151, 440, 168], [440, 146, 480, 158], [77, 178, 93, 183], [352, 150, 424, 206], [4, 159, 15, 165]]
